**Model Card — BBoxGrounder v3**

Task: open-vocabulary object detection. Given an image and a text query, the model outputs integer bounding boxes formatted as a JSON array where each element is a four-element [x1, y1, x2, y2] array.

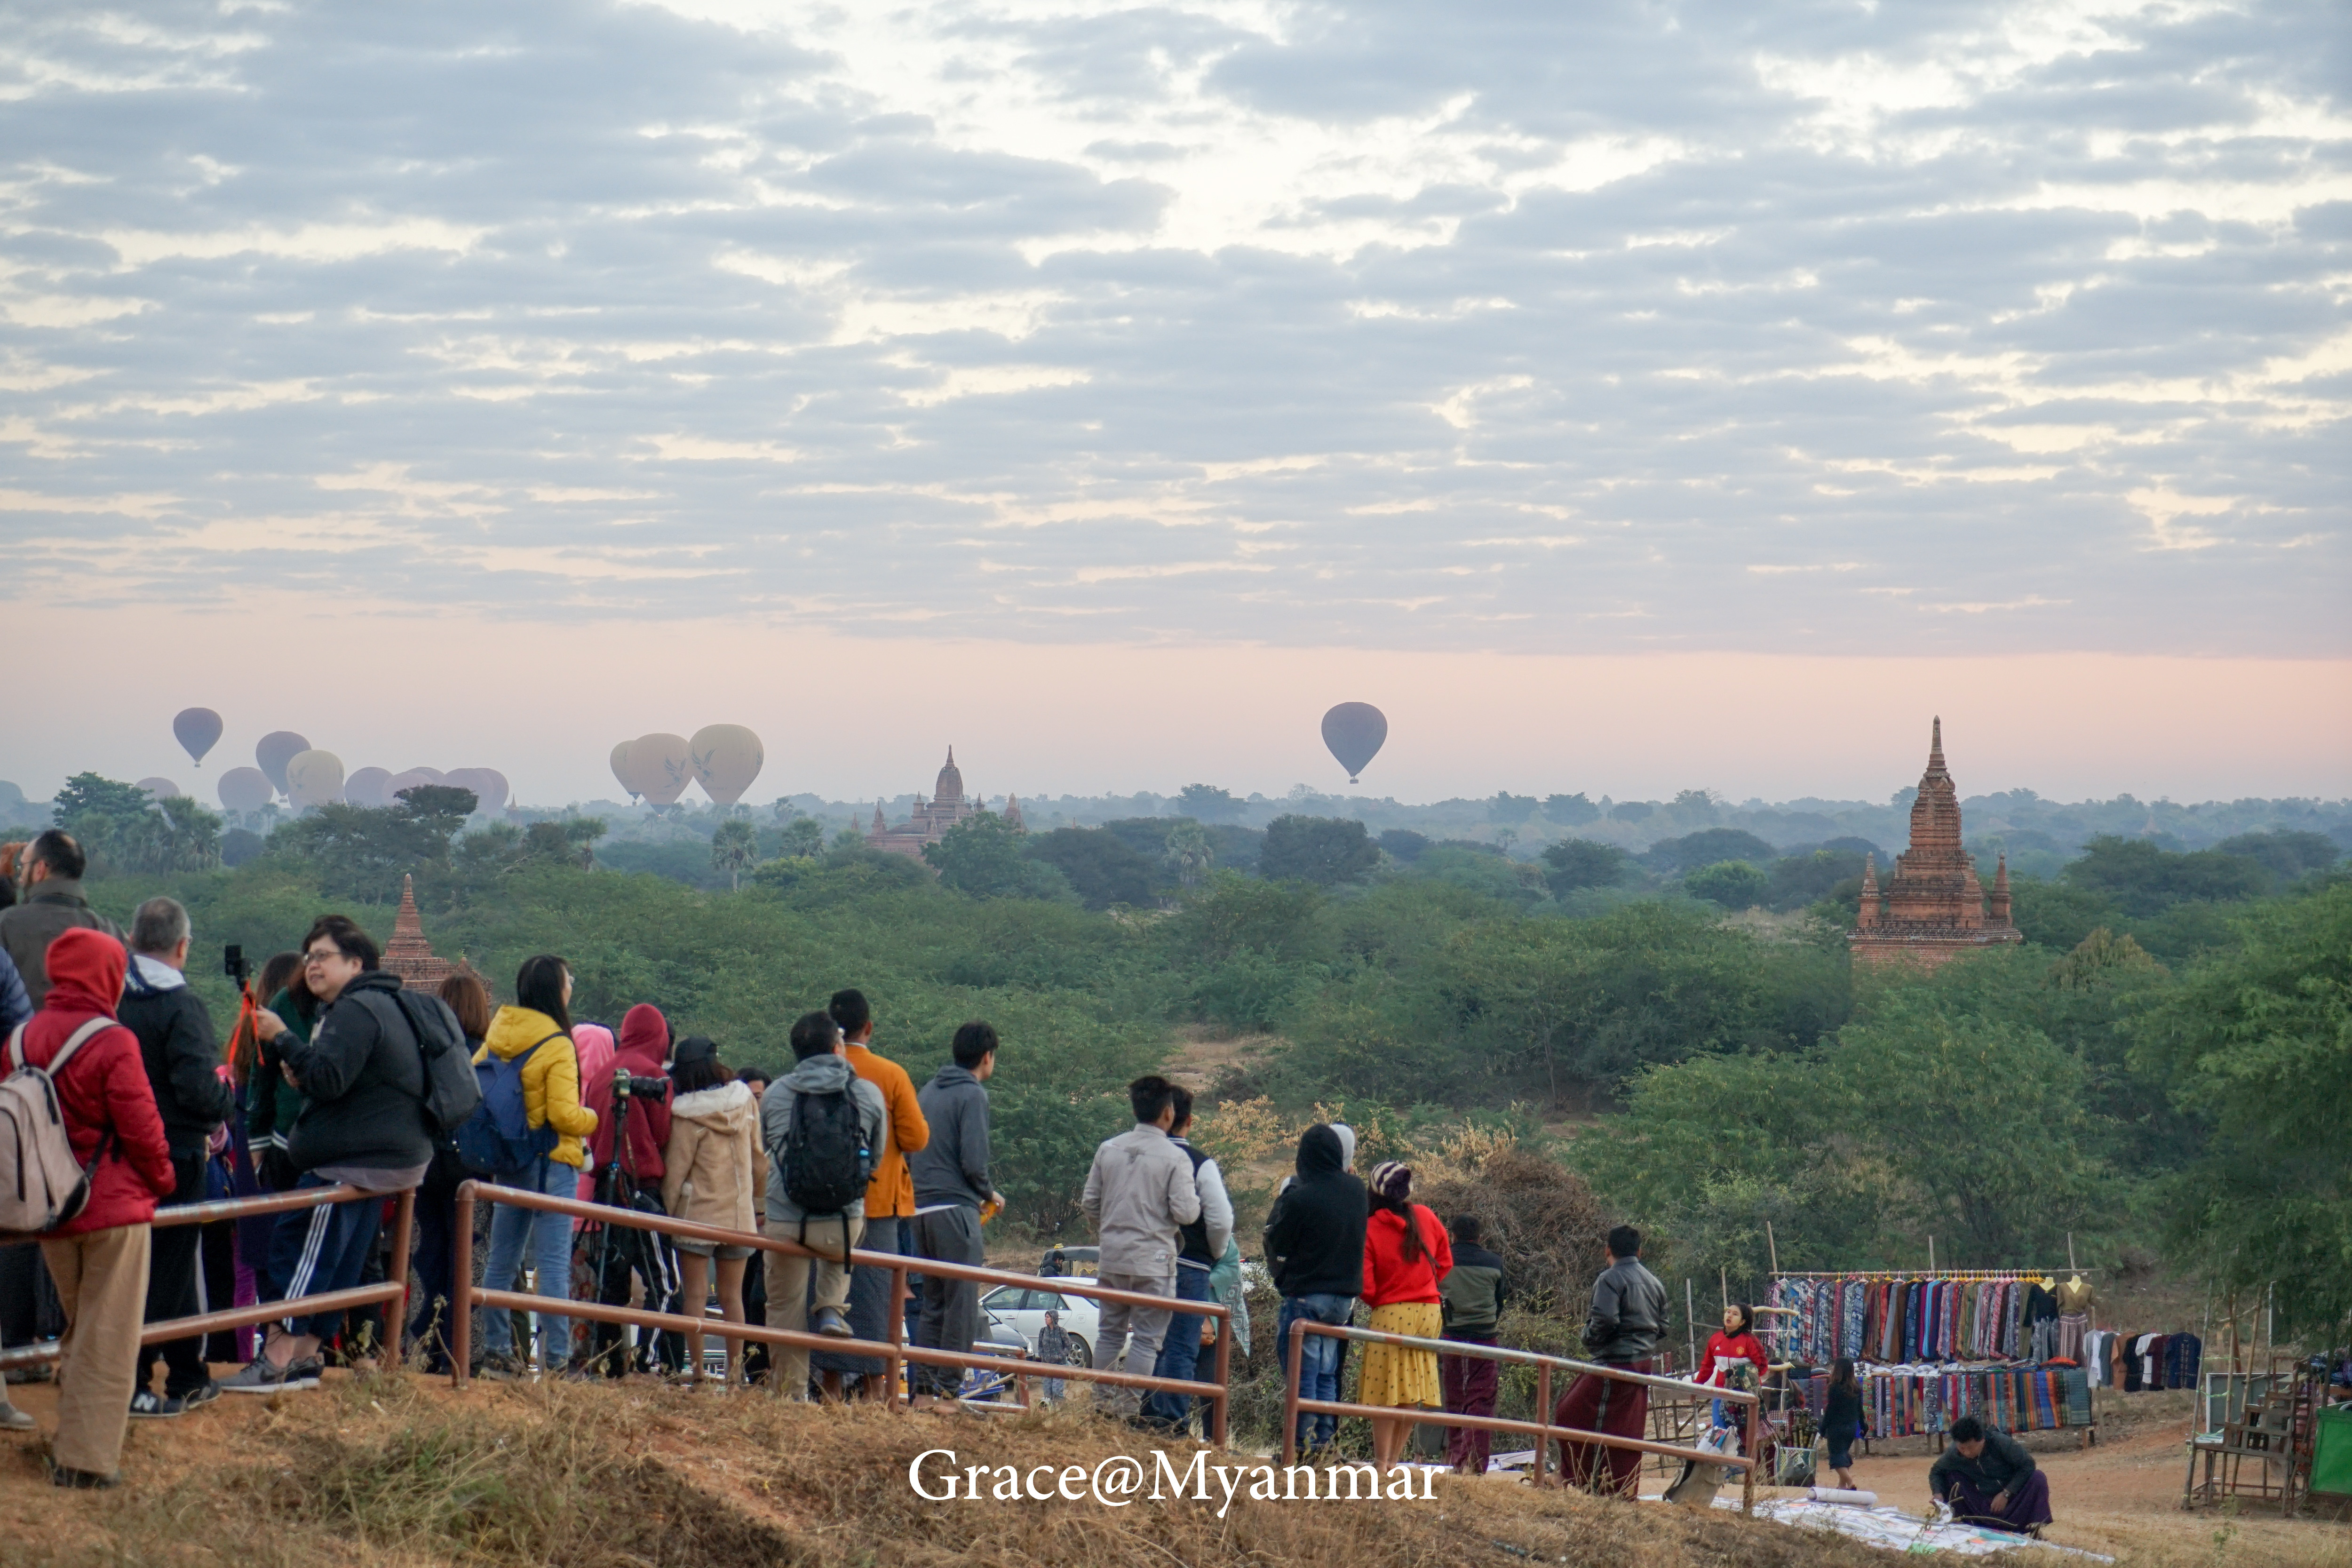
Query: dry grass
[[0, 1373, 2344, 1568]]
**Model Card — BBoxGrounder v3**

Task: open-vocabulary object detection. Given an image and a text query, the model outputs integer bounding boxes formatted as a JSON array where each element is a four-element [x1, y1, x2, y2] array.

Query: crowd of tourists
[[0, 826, 2053, 1534]]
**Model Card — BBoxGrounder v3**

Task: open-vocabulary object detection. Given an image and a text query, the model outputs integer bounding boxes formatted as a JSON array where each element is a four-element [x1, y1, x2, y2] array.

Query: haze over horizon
[[4, 1, 2347, 803]]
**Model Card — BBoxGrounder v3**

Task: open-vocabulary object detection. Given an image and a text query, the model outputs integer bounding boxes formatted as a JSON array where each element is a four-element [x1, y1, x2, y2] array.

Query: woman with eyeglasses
[[227, 915, 439, 1394]]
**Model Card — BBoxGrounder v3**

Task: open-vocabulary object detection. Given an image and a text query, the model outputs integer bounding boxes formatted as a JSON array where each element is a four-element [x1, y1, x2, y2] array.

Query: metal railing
[[0, 1184, 416, 1371], [452, 1179, 1234, 1440], [1281, 1319, 1762, 1510]]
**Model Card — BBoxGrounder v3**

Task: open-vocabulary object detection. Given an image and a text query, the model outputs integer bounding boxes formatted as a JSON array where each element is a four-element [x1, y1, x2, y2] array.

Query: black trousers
[[408, 1166, 461, 1373], [135, 1153, 213, 1397], [199, 1218, 239, 1364], [586, 1178, 681, 1376]]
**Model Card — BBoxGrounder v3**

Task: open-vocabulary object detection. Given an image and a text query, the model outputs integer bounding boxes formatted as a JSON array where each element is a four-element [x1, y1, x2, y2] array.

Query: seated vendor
[[1930, 1415, 2055, 1535]]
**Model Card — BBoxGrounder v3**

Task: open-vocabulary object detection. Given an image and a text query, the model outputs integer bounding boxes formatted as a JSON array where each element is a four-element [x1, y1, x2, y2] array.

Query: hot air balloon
[[688, 724, 764, 805], [285, 749, 345, 808], [172, 708, 222, 768], [218, 767, 273, 813], [345, 767, 393, 807], [609, 740, 637, 800], [135, 777, 183, 801], [1320, 702, 1388, 784], [444, 768, 509, 813], [400, 766, 447, 785], [255, 731, 310, 796], [628, 732, 693, 806]]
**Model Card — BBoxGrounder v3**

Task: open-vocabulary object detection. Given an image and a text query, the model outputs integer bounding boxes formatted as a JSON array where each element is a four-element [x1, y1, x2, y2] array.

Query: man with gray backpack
[[761, 1011, 882, 1400]]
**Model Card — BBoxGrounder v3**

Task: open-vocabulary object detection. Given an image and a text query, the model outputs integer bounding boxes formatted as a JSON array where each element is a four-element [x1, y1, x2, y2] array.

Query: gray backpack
[[0, 1019, 113, 1234]]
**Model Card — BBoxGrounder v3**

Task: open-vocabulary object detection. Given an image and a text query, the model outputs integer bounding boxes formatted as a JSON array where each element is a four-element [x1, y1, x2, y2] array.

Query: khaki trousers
[[763, 1216, 862, 1399], [41, 1224, 151, 1478]]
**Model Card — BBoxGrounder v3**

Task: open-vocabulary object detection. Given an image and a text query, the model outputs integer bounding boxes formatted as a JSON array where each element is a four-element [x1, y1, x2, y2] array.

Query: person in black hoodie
[[1262, 1124, 1365, 1454], [224, 915, 434, 1393], [117, 899, 238, 1418]]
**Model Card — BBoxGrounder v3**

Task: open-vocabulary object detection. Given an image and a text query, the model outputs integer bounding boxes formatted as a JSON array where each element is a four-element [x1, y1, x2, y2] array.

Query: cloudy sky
[[3, 0, 2347, 802]]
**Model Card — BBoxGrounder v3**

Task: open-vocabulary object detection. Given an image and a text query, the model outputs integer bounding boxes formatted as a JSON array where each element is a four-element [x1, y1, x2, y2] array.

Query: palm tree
[[711, 818, 758, 890], [1163, 820, 1214, 888]]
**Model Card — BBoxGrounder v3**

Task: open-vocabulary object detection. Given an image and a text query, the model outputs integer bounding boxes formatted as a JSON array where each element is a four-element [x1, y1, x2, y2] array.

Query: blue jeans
[[1278, 1293, 1354, 1450], [1144, 1262, 1216, 1428], [479, 1158, 578, 1369]]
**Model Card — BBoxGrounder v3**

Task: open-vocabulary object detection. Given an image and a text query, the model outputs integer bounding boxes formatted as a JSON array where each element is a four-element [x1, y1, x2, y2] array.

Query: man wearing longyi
[[1930, 1415, 2055, 1535]]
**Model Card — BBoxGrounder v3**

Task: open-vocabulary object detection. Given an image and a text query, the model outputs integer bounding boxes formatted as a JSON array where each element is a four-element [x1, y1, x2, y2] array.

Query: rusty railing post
[[1281, 1316, 1306, 1465], [886, 1257, 907, 1410], [452, 1180, 477, 1388], [1210, 1304, 1232, 1448], [1742, 1391, 1759, 1513], [1535, 1363, 1553, 1487], [381, 1187, 415, 1371]]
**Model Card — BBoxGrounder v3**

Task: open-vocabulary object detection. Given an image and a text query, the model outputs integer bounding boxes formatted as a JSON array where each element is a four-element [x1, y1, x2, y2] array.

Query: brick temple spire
[[1849, 720, 2022, 970], [1987, 851, 2013, 929], [380, 874, 455, 987], [1857, 852, 1881, 928]]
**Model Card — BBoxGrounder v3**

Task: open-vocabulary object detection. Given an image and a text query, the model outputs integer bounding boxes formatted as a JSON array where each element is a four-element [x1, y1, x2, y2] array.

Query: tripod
[[585, 1082, 681, 1376]]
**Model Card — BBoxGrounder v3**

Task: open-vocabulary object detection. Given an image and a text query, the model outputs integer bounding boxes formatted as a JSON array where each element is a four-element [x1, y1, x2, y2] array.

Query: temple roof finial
[[1927, 716, 1946, 774]]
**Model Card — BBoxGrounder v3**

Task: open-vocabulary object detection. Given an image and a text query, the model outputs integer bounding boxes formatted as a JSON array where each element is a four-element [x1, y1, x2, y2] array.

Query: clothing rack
[[1766, 1271, 2103, 1449]]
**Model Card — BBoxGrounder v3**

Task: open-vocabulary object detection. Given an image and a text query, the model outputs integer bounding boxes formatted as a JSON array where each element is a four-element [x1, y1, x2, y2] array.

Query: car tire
[[1066, 1336, 1092, 1369]]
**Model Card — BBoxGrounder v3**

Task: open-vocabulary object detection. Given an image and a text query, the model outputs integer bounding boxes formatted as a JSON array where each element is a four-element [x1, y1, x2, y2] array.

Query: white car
[[980, 1283, 1099, 1369]]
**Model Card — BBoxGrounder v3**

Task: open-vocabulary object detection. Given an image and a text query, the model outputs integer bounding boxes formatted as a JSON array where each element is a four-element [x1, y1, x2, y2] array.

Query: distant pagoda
[[381, 874, 458, 988], [1849, 718, 2022, 970]]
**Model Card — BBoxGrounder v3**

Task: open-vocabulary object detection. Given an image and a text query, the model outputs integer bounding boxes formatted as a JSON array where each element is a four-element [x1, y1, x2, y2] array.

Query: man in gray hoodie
[[763, 1011, 887, 1400], [1080, 1075, 1201, 1416], [905, 1022, 1001, 1400]]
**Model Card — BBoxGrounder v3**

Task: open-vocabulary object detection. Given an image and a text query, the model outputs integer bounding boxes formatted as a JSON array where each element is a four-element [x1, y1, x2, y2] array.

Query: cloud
[[0, 0, 2341, 654]]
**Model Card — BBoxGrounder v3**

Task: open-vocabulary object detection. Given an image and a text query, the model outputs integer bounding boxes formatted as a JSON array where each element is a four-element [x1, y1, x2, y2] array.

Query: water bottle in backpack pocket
[[454, 1034, 564, 1176]]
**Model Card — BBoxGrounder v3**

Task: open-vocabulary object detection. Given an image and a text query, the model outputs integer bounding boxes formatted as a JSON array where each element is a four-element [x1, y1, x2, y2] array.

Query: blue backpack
[[453, 1033, 565, 1176]]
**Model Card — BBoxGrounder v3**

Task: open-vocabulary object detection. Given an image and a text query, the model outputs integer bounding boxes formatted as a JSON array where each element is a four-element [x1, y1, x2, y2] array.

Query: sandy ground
[[1620, 1405, 2349, 1566]]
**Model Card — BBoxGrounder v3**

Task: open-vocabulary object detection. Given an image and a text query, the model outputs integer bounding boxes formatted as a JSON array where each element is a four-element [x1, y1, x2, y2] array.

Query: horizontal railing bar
[[1295, 1320, 1755, 1403], [0, 1281, 404, 1369], [0, 1183, 402, 1248], [469, 1287, 1224, 1398], [460, 1181, 1226, 1320], [1287, 1394, 1758, 1472]]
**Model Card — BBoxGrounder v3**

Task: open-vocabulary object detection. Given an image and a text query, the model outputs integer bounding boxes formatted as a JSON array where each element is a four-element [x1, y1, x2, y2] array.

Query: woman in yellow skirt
[[1359, 1162, 1455, 1470]]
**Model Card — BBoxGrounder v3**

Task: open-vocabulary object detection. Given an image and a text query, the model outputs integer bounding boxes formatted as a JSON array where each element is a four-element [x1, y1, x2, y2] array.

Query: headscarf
[[1330, 1122, 1357, 1171], [572, 1022, 615, 1094]]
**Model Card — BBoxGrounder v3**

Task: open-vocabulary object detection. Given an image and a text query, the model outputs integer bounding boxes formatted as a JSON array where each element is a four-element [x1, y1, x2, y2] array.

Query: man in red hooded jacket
[[16, 929, 175, 1488], [583, 1002, 675, 1376]]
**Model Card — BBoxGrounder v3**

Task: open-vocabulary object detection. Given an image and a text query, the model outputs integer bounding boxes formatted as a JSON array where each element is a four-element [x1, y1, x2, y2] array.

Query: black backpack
[[353, 987, 482, 1138], [782, 1084, 871, 1219]]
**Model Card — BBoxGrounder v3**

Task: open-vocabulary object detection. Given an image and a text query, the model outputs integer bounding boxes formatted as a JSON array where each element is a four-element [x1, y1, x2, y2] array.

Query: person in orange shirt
[[808, 988, 930, 1401]]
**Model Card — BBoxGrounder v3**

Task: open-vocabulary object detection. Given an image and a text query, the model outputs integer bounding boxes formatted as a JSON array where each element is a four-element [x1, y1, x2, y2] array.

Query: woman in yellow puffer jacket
[[472, 955, 598, 1377]]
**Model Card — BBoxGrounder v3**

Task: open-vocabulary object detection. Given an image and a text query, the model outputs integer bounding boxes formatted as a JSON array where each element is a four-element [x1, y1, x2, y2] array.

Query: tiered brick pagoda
[[1849, 719, 2021, 970], [866, 748, 999, 858], [381, 873, 458, 987]]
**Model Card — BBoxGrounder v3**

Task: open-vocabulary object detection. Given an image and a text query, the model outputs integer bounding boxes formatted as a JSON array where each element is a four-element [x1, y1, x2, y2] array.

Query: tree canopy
[[1258, 814, 1380, 886]]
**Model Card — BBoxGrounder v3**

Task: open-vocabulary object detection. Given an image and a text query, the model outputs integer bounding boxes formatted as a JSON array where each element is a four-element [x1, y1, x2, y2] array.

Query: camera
[[223, 945, 249, 984], [614, 1073, 669, 1101]]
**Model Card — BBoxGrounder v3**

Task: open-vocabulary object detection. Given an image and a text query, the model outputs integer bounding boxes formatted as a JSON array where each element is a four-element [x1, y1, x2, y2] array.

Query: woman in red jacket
[[14, 929, 175, 1488], [1359, 1162, 1454, 1471]]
